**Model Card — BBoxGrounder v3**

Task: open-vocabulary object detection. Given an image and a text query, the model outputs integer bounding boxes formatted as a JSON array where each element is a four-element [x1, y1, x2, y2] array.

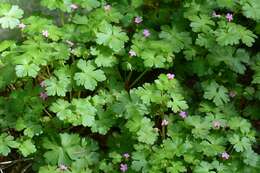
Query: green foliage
[[0, 133, 19, 156], [74, 59, 106, 91], [203, 81, 230, 106], [95, 21, 128, 52], [0, 0, 259, 172], [0, 4, 23, 29]]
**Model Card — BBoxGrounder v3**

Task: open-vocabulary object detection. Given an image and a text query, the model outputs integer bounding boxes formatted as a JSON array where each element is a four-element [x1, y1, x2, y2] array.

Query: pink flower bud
[[42, 30, 49, 38], [167, 73, 175, 80], [221, 152, 230, 160], [161, 119, 169, 126], [226, 13, 233, 22], [179, 111, 187, 118], [70, 4, 78, 10], [18, 23, 26, 30], [104, 4, 111, 11], [143, 29, 150, 37], [134, 16, 143, 24], [129, 50, 137, 57]]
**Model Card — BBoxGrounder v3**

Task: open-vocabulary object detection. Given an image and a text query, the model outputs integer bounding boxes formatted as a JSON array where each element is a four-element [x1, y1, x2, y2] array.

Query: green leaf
[[45, 67, 71, 96], [203, 81, 230, 106], [0, 5, 23, 29], [19, 139, 36, 157], [189, 14, 215, 33], [0, 133, 19, 156], [39, 166, 60, 173], [159, 25, 191, 53], [136, 117, 158, 145], [242, 148, 259, 167], [50, 99, 73, 121], [228, 117, 251, 134], [252, 58, 260, 84], [166, 161, 187, 173], [240, 0, 260, 21], [43, 133, 99, 165], [41, 0, 72, 12], [194, 161, 213, 173], [141, 50, 166, 68], [74, 60, 106, 91], [167, 93, 188, 113], [72, 98, 97, 127], [77, 0, 100, 11], [96, 21, 128, 52], [229, 134, 251, 152], [131, 148, 150, 172], [0, 40, 15, 52], [207, 47, 250, 74], [216, 0, 236, 8], [15, 63, 40, 78], [215, 22, 257, 47], [90, 47, 117, 67], [185, 116, 211, 139]]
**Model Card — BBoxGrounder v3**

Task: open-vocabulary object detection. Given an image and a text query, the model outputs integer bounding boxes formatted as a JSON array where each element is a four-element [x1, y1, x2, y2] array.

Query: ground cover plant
[[0, 0, 260, 172]]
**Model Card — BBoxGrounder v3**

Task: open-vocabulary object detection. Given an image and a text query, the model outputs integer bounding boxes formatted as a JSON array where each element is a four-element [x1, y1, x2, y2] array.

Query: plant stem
[[129, 69, 149, 89], [125, 70, 133, 91], [0, 158, 33, 165], [162, 125, 165, 139], [60, 12, 65, 26], [44, 108, 52, 117], [46, 65, 51, 76]]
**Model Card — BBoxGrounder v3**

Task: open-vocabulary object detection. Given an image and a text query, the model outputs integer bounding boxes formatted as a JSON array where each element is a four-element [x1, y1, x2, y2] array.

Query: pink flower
[[161, 119, 169, 126], [212, 11, 221, 18], [167, 73, 175, 80], [143, 29, 150, 37], [18, 23, 26, 30], [104, 4, 111, 11], [134, 16, 143, 24], [229, 91, 236, 98], [40, 81, 46, 88], [179, 111, 187, 118], [42, 30, 49, 38], [213, 121, 221, 129], [120, 163, 128, 172], [129, 50, 136, 57], [123, 153, 130, 159], [226, 13, 233, 22], [70, 4, 78, 10], [221, 152, 230, 160], [40, 92, 48, 100], [59, 164, 68, 171]]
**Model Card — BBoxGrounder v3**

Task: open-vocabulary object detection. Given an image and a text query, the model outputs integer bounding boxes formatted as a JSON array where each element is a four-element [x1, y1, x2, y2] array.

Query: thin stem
[[69, 91, 72, 101], [161, 125, 165, 139], [125, 70, 133, 91], [78, 91, 81, 98], [129, 69, 149, 89], [126, 70, 133, 82], [0, 158, 33, 165], [44, 108, 52, 117], [21, 163, 32, 173], [60, 12, 65, 26], [46, 65, 51, 76]]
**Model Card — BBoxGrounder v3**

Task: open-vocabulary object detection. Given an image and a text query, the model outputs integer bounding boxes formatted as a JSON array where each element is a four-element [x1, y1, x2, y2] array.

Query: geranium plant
[[0, 0, 259, 172]]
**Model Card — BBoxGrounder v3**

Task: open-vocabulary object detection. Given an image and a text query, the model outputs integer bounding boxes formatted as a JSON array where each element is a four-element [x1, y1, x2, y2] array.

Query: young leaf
[[45, 67, 71, 96], [96, 21, 128, 52], [0, 5, 23, 29], [74, 60, 106, 91], [0, 133, 19, 156], [203, 81, 230, 106]]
